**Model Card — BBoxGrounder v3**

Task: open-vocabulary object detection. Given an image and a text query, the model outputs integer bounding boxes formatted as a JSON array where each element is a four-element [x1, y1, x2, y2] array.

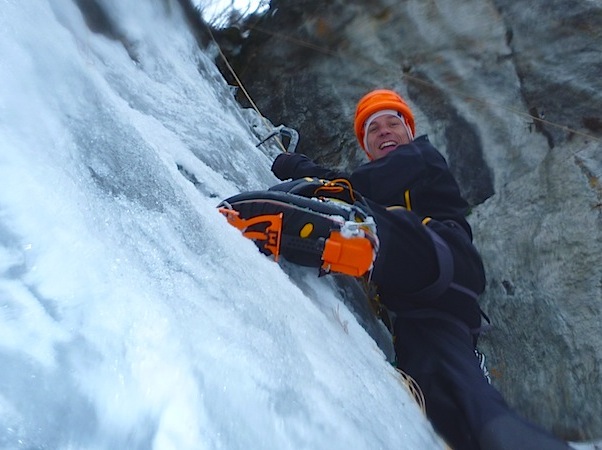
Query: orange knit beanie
[[354, 89, 415, 154]]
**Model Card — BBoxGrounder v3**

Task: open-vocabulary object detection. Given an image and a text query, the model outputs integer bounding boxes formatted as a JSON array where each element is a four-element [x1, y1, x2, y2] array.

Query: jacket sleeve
[[271, 153, 349, 181]]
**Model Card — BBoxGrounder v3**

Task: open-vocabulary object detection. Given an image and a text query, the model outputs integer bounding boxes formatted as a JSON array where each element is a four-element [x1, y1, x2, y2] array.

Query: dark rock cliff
[[210, 0, 602, 440]]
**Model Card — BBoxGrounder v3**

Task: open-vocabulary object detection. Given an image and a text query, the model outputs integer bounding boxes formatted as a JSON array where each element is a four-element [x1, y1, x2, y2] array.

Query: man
[[271, 89, 569, 449]]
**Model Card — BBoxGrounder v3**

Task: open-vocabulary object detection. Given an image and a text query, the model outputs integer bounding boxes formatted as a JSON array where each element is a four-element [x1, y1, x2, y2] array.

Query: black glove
[[271, 153, 310, 181]]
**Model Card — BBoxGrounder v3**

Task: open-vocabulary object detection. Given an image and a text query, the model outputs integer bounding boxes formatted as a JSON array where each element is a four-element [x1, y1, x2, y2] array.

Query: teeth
[[379, 141, 396, 149]]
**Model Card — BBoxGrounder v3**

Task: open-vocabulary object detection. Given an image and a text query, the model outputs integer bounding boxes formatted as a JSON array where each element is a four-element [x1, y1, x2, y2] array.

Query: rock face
[[212, 0, 602, 440]]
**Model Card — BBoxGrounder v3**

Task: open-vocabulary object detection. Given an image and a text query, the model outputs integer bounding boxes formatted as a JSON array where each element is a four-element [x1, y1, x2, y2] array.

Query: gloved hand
[[271, 152, 310, 180]]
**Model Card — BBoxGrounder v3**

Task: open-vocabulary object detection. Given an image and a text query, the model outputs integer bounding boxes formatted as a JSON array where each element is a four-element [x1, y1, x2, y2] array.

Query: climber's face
[[365, 114, 412, 160]]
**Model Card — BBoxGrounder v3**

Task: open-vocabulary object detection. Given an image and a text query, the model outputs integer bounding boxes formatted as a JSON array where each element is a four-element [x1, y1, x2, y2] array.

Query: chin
[[376, 147, 396, 159]]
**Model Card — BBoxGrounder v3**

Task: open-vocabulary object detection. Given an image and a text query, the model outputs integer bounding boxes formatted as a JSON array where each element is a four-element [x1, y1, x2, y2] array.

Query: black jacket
[[272, 136, 485, 329], [274, 135, 471, 236]]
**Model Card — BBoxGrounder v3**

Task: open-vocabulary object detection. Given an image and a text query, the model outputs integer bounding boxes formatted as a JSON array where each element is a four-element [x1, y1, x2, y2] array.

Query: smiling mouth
[[379, 141, 397, 150]]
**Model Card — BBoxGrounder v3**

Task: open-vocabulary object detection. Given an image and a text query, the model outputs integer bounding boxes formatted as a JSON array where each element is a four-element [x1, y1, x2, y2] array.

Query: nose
[[379, 125, 392, 135]]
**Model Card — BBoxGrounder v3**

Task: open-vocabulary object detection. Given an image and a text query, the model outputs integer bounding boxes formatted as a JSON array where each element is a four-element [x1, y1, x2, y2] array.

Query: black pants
[[394, 316, 569, 450]]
